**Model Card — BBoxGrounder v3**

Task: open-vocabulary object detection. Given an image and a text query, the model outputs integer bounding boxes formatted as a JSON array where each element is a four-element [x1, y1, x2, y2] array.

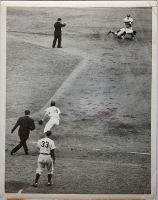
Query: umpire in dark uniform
[[52, 18, 66, 48], [11, 110, 35, 155]]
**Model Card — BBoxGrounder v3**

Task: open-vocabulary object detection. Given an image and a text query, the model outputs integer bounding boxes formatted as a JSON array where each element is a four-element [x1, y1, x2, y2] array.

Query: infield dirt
[[5, 7, 151, 194]]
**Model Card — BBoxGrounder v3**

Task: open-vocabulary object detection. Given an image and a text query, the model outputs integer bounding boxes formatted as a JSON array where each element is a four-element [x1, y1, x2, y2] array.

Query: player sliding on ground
[[31, 131, 55, 187], [108, 14, 136, 40], [108, 28, 136, 40], [39, 101, 61, 133]]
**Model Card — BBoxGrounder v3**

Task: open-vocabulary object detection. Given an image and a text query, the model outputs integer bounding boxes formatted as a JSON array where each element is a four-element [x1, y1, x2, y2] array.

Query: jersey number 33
[[41, 141, 49, 148]]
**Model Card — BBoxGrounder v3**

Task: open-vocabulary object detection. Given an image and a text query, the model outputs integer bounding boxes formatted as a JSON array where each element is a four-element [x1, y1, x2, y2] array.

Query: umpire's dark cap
[[58, 18, 62, 21], [25, 110, 30, 115]]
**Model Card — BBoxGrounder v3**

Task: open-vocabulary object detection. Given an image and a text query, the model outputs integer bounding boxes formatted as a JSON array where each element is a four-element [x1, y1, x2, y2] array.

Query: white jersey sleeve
[[57, 107, 61, 115], [45, 107, 50, 114], [50, 140, 56, 150]]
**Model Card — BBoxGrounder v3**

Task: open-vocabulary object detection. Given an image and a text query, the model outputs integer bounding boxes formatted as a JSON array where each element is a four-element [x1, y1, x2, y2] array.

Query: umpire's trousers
[[52, 34, 62, 48], [11, 136, 29, 154]]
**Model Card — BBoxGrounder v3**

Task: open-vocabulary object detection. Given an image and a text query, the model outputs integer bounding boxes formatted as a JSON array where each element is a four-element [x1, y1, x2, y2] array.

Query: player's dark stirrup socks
[[35, 173, 40, 183], [48, 174, 52, 184]]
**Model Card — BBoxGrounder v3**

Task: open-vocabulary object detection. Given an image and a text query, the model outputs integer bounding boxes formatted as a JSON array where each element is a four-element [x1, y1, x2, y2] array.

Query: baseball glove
[[38, 119, 43, 125], [133, 30, 137, 35]]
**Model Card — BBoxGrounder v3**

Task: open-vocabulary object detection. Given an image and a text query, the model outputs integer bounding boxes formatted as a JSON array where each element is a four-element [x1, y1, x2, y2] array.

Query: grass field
[[5, 7, 151, 194]]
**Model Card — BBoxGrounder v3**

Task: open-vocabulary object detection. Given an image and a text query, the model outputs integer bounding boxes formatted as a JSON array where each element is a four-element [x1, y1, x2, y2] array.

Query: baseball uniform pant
[[36, 154, 54, 175], [44, 117, 60, 133], [11, 136, 29, 154], [52, 35, 62, 48], [125, 28, 133, 34], [117, 28, 126, 37]]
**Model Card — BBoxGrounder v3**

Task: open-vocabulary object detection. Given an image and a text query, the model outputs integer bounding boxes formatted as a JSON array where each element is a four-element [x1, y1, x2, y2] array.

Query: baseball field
[[5, 7, 152, 195]]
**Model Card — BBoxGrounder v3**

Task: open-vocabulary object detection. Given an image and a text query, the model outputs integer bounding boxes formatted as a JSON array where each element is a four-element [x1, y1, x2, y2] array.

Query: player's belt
[[40, 153, 50, 155]]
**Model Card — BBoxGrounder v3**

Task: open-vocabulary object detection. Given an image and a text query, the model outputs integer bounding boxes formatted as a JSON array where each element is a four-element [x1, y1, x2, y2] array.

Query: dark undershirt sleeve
[[51, 149, 55, 161]]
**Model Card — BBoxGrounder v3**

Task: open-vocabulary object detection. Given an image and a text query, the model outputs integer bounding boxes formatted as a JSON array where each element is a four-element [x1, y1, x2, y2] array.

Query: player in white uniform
[[108, 29, 126, 39], [108, 15, 135, 40], [123, 15, 133, 29], [42, 101, 61, 133], [108, 28, 136, 40], [31, 131, 55, 187]]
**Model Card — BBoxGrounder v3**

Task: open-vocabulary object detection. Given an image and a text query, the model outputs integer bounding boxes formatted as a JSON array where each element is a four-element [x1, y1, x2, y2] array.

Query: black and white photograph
[[0, 1, 157, 199]]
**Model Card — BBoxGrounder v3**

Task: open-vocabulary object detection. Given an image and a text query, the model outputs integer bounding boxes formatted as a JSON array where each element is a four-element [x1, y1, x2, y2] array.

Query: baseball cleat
[[47, 182, 53, 186], [31, 183, 37, 187], [108, 30, 111, 34]]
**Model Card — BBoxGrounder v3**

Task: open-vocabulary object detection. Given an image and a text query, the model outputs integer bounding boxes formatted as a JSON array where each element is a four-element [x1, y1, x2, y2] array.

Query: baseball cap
[[51, 101, 56, 106]]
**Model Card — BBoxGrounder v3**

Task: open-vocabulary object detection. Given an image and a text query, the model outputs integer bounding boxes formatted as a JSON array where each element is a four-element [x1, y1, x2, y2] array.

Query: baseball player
[[31, 131, 55, 187], [123, 15, 133, 29], [108, 29, 126, 39], [108, 28, 136, 40], [40, 101, 61, 133]]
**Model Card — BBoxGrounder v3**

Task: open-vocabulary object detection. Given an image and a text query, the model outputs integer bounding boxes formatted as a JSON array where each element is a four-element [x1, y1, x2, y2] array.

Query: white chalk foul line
[[130, 152, 151, 155], [37, 53, 90, 115], [28, 142, 151, 156], [60, 157, 141, 167]]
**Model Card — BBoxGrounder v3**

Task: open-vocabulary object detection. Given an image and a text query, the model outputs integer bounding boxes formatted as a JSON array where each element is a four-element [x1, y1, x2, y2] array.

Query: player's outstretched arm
[[42, 112, 48, 121], [38, 112, 47, 125], [61, 22, 66, 27]]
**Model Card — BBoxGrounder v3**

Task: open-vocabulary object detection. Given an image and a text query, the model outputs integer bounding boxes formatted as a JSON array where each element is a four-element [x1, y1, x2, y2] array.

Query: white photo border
[[0, 1, 157, 199]]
